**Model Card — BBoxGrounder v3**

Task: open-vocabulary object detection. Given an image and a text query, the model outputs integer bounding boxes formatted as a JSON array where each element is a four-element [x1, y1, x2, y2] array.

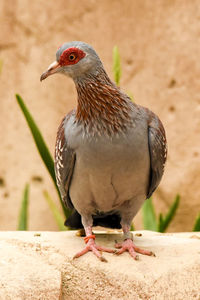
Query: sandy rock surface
[[0, 0, 200, 231], [0, 230, 199, 299]]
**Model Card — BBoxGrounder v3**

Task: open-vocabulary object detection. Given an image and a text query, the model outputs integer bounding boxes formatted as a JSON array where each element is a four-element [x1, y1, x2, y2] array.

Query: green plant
[[193, 213, 200, 231], [158, 194, 180, 232], [43, 190, 66, 230], [112, 46, 134, 102], [0, 60, 3, 74], [142, 197, 157, 231], [112, 46, 121, 86], [142, 195, 180, 232], [18, 184, 29, 230], [16, 94, 70, 219]]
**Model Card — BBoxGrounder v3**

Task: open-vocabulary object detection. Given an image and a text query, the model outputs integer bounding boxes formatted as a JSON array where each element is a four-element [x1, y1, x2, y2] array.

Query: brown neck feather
[[74, 69, 133, 135]]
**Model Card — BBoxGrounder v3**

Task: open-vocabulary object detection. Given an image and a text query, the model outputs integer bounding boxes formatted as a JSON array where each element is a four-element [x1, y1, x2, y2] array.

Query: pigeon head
[[40, 41, 103, 81]]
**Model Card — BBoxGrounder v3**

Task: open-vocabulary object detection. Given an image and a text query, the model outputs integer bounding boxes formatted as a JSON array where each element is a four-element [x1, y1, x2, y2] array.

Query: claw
[[114, 242, 123, 249], [114, 238, 155, 260], [73, 237, 114, 262], [99, 256, 108, 262]]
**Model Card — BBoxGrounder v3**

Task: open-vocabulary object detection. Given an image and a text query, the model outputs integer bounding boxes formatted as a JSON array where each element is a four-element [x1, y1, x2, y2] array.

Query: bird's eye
[[68, 53, 76, 61]]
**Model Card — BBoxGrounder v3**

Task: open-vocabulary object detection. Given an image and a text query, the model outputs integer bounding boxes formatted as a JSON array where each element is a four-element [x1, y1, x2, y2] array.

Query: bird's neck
[[74, 68, 134, 135]]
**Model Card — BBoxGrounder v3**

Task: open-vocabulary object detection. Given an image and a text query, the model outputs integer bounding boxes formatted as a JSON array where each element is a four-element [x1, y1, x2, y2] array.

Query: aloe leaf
[[130, 223, 135, 231], [43, 190, 67, 231], [158, 213, 164, 231], [18, 184, 29, 230], [193, 213, 200, 232], [113, 46, 121, 86], [127, 91, 134, 102], [158, 194, 180, 232], [16, 94, 69, 218], [0, 60, 3, 74], [16, 94, 56, 185], [142, 197, 157, 231]]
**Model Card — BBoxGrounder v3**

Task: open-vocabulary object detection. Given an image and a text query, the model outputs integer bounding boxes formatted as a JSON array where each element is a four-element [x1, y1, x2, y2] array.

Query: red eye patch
[[59, 47, 86, 66]]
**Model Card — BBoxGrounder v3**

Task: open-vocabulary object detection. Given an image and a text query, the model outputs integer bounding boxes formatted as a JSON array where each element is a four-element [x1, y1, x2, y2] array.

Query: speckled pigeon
[[40, 41, 167, 262]]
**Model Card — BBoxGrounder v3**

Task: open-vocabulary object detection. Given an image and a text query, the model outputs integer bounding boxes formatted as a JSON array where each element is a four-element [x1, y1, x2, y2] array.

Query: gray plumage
[[41, 41, 167, 260]]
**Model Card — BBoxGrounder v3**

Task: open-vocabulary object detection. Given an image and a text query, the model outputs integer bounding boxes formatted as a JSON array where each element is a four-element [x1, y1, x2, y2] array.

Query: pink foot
[[73, 235, 115, 262], [115, 238, 155, 260]]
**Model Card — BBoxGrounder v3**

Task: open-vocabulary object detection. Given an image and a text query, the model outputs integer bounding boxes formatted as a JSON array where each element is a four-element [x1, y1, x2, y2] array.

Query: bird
[[40, 41, 167, 262]]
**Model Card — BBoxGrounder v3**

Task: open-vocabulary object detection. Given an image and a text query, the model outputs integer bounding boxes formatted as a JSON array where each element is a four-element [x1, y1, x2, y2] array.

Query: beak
[[40, 61, 61, 81]]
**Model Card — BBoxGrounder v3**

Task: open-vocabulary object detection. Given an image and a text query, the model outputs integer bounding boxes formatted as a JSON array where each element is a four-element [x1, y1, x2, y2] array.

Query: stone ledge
[[0, 231, 199, 299]]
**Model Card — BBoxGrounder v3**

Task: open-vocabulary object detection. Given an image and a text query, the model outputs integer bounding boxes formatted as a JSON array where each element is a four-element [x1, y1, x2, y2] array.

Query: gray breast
[[66, 116, 150, 214]]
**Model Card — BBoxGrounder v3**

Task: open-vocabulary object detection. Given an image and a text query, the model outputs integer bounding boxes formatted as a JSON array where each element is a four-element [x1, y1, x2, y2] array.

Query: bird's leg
[[73, 218, 115, 262], [115, 224, 155, 260]]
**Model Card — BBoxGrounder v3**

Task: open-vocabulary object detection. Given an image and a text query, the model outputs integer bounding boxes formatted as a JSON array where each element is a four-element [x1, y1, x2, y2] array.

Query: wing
[[147, 112, 167, 198], [54, 112, 76, 209]]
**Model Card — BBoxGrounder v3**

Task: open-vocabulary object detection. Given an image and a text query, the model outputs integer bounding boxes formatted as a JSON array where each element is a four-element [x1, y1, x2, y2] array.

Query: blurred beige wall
[[0, 0, 200, 231]]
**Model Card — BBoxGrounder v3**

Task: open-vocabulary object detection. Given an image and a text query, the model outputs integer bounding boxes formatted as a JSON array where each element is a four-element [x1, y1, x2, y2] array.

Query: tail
[[65, 209, 121, 229]]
